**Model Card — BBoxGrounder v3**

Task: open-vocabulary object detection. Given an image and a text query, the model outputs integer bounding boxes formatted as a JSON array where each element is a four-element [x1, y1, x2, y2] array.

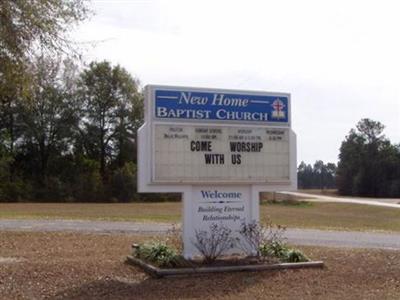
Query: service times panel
[[152, 124, 290, 183]]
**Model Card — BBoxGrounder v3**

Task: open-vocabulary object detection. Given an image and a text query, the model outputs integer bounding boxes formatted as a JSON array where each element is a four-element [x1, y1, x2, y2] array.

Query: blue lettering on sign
[[154, 90, 289, 123], [201, 190, 242, 199]]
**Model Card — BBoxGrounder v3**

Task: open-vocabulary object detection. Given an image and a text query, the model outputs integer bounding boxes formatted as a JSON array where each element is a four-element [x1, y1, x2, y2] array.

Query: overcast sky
[[73, 0, 400, 165]]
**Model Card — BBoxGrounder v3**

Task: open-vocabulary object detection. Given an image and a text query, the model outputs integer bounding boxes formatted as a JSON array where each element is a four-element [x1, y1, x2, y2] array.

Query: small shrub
[[238, 218, 286, 256], [285, 249, 309, 262], [165, 224, 183, 254], [238, 220, 267, 256], [134, 242, 179, 267], [192, 223, 237, 264], [259, 241, 309, 263], [259, 240, 289, 258]]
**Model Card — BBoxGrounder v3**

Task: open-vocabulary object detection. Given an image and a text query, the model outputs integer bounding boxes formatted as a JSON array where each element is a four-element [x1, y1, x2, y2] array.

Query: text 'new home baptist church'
[[155, 90, 289, 123]]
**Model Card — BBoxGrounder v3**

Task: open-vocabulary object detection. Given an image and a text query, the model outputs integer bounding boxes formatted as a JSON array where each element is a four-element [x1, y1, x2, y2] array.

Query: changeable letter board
[[152, 124, 290, 183]]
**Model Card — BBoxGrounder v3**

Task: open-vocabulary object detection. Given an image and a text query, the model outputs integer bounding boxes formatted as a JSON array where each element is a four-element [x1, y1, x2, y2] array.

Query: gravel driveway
[[281, 191, 400, 208]]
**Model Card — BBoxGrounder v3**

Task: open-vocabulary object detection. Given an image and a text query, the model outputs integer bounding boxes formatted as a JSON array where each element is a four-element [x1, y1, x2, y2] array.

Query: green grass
[[1, 201, 400, 232], [263, 199, 314, 208], [261, 201, 400, 232], [0, 202, 181, 223]]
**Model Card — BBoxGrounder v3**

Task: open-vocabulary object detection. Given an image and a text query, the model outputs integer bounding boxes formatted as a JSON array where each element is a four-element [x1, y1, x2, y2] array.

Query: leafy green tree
[[77, 61, 142, 181], [313, 160, 325, 189], [0, 0, 89, 62], [111, 162, 138, 202], [356, 119, 385, 144], [18, 56, 79, 186], [337, 118, 400, 197], [0, 133, 34, 201], [0, 0, 90, 200], [0, 139, 12, 198], [297, 161, 313, 188], [0, 59, 31, 153], [326, 163, 337, 186], [336, 129, 364, 195], [73, 157, 103, 202], [0, 0, 89, 140]]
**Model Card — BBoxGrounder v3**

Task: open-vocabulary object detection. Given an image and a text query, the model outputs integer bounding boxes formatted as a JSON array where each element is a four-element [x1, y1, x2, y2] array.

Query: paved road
[[281, 191, 400, 209], [1, 219, 400, 251], [0, 219, 171, 235]]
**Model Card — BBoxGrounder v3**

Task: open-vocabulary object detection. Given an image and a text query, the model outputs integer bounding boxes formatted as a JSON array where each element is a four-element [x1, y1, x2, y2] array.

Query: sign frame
[[138, 84, 297, 258]]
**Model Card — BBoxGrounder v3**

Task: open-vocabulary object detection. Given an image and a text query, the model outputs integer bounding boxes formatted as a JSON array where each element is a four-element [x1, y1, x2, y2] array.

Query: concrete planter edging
[[126, 255, 324, 278]]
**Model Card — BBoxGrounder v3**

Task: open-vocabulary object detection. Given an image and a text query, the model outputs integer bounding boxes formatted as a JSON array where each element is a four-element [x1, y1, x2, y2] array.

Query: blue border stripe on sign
[[154, 89, 289, 124]]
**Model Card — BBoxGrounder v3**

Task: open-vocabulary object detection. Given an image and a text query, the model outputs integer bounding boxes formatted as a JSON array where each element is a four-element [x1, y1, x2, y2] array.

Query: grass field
[[1, 231, 399, 299], [262, 201, 400, 232], [0, 202, 181, 222], [1, 201, 400, 232]]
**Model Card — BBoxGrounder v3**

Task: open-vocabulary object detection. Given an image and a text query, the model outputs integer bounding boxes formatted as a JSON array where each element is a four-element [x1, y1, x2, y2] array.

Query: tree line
[[297, 160, 337, 190], [0, 57, 147, 202], [1, 1, 399, 201], [298, 119, 400, 198], [0, 0, 163, 202]]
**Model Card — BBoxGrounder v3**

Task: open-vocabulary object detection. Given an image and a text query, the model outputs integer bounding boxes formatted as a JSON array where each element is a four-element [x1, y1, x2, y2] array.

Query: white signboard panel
[[153, 124, 290, 183], [183, 185, 251, 256]]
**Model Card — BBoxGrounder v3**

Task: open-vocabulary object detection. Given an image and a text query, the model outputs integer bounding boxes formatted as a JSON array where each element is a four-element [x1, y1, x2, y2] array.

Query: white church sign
[[138, 85, 297, 258]]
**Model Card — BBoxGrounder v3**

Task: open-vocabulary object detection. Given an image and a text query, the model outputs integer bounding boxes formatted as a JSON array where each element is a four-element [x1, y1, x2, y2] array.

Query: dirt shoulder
[[1, 231, 400, 300]]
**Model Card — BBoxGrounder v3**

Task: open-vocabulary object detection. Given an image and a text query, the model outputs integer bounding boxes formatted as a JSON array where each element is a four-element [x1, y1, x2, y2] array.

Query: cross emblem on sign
[[271, 98, 286, 119], [272, 98, 285, 112]]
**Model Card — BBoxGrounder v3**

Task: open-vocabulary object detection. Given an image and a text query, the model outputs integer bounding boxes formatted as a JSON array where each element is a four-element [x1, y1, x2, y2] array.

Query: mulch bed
[[1, 231, 400, 299]]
